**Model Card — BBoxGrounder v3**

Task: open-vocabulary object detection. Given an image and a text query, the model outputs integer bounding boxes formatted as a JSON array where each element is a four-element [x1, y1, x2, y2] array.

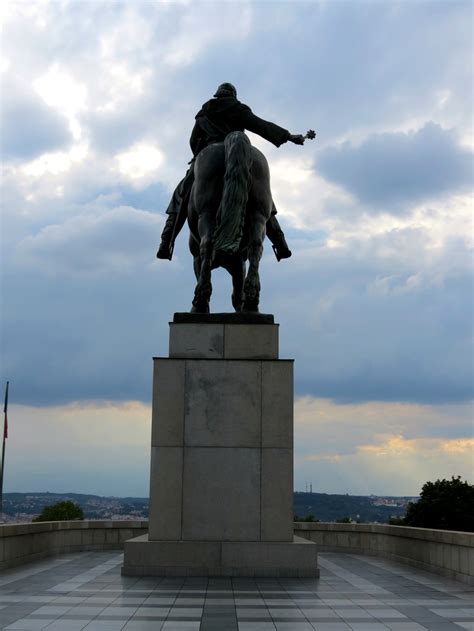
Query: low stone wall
[[0, 520, 148, 570], [295, 522, 473, 585], [1, 520, 472, 585]]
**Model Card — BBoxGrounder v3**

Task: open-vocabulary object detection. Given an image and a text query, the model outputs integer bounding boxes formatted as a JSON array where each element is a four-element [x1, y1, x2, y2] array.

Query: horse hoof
[[232, 299, 243, 312], [191, 304, 210, 314], [242, 303, 259, 313]]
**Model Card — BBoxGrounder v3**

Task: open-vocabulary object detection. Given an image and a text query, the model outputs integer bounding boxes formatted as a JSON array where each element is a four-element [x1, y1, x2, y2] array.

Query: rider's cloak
[[164, 97, 289, 252], [190, 96, 291, 156]]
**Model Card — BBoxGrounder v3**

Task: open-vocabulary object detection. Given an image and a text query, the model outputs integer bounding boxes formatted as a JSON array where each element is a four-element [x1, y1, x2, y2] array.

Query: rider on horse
[[156, 83, 305, 262]]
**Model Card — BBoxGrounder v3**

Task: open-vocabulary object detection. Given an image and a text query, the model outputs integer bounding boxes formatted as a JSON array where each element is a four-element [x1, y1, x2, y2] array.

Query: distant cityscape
[[1, 493, 149, 523], [2, 491, 418, 524]]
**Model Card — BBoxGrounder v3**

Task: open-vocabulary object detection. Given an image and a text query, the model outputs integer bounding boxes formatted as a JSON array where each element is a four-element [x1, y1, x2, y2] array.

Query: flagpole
[[0, 381, 9, 519]]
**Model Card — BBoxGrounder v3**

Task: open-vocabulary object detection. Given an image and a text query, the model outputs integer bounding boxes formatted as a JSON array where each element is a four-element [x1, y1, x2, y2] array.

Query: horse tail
[[213, 131, 252, 256]]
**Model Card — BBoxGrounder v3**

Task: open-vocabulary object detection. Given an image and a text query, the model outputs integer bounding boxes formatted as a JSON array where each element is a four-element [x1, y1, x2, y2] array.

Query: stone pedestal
[[123, 313, 318, 577]]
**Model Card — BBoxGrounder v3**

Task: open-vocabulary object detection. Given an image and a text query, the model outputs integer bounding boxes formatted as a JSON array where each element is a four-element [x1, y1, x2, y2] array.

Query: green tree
[[303, 514, 320, 522], [404, 476, 474, 532], [336, 516, 352, 523], [388, 516, 406, 526], [294, 514, 320, 522], [33, 500, 84, 522]]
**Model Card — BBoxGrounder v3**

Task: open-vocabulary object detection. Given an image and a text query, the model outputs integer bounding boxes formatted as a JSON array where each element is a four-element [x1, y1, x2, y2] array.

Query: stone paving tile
[[432, 609, 474, 619], [97, 607, 138, 617], [422, 625, 469, 631], [122, 622, 164, 630], [82, 623, 127, 631], [237, 623, 276, 630], [236, 608, 272, 619], [348, 625, 390, 630], [44, 621, 92, 630], [274, 623, 314, 630], [167, 608, 203, 618], [69, 606, 108, 616], [141, 597, 175, 605], [384, 624, 429, 630], [0, 551, 472, 631], [310, 624, 352, 631], [370, 609, 409, 618], [5, 620, 56, 630], [303, 608, 340, 616], [133, 606, 170, 616]]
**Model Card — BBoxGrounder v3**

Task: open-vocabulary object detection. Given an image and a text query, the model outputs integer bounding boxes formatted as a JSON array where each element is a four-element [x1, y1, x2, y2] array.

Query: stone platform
[[3, 550, 473, 631], [123, 313, 318, 577], [123, 535, 317, 577]]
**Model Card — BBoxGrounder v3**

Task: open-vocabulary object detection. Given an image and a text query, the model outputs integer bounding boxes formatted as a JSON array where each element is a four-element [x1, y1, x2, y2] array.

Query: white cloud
[[34, 66, 87, 140], [21, 144, 88, 177], [115, 143, 164, 183], [34, 66, 87, 115], [269, 155, 354, 230], [1, 0, 49, 25], [161, 3, 253, 67]]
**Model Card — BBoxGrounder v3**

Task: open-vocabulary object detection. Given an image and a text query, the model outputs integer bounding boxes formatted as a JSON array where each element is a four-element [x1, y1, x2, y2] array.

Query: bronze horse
[[187, 131, 272, 313]]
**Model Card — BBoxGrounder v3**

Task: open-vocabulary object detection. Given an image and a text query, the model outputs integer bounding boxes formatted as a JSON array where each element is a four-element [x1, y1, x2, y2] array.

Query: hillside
[[4, 491, 415, 524], [3, 492, 149, 520], [294, 492, 412, 523]]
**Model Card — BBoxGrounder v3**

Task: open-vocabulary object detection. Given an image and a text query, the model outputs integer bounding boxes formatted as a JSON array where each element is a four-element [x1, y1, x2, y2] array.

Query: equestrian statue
[[157, 82, 315, 313]]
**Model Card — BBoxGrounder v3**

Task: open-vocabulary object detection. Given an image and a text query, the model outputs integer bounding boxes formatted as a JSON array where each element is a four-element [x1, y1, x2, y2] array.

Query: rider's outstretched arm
[[238, 106, 291, 147], [288, 134, 305, 145], [238, 105, 306, 148]]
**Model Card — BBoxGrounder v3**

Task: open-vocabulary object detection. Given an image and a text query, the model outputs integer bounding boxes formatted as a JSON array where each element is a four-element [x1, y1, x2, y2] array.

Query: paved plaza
[[0, 551, 472, 631]]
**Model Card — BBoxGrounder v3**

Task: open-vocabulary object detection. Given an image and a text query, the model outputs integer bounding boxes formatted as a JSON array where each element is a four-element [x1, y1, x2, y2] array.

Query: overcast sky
[[1, 0, 472, 498]]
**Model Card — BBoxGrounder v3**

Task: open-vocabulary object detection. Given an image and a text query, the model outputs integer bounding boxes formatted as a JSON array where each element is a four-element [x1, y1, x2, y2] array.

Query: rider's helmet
[[214, 82, 237, 98]]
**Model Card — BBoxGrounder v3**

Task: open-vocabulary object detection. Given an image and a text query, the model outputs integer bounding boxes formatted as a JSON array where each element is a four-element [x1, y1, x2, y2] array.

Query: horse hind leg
[[189, 234, 201, 281], [230, 257, 245, 312], [243, 220, 265, 312], [191, 234, 213, 314]]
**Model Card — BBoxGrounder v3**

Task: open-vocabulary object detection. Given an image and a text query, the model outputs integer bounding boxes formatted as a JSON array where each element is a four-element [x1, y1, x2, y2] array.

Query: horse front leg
[[188, 234, 201, 282], [243, 220, 265, 312], [191, 235, 214, 314]]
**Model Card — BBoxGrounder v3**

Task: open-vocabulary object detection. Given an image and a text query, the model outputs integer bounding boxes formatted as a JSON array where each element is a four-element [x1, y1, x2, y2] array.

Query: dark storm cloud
[[178, 1, 471, 141], [1, 75, 72, 160], [2, 212, 472, 408], [1, 0, 472, 413], [16, 205, 162, 275], [262, 234, 473, 406], [113, 183, 169, 212], [317, 123, 473, 210], [1, 231, 194, 407]]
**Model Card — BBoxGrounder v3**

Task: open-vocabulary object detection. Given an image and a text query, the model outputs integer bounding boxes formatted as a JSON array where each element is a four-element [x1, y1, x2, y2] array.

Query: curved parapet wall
[[295, 522, 473, 585], [1, 520, 472, 585], [0, 520, 148, 570]]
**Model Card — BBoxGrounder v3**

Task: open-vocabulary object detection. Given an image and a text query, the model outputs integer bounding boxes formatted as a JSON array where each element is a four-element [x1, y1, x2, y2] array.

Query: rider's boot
[[266, 215, 292, 261], [156, 214, 177, 260]]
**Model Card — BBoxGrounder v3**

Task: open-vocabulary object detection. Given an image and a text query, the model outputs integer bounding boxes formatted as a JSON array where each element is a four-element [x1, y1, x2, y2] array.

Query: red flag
[[3, 382, 8, 440]]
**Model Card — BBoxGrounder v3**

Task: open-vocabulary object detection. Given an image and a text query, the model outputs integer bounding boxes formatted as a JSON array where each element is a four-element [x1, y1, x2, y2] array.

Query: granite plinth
[[123, 534, 318, 577], [173, 312, 274, 324], [123, 315, 318, 577], [168, 317, 279, 359]]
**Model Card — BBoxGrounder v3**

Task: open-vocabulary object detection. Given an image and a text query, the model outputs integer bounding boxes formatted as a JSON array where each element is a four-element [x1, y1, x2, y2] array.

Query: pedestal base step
[[122, 534, 319, 577]]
